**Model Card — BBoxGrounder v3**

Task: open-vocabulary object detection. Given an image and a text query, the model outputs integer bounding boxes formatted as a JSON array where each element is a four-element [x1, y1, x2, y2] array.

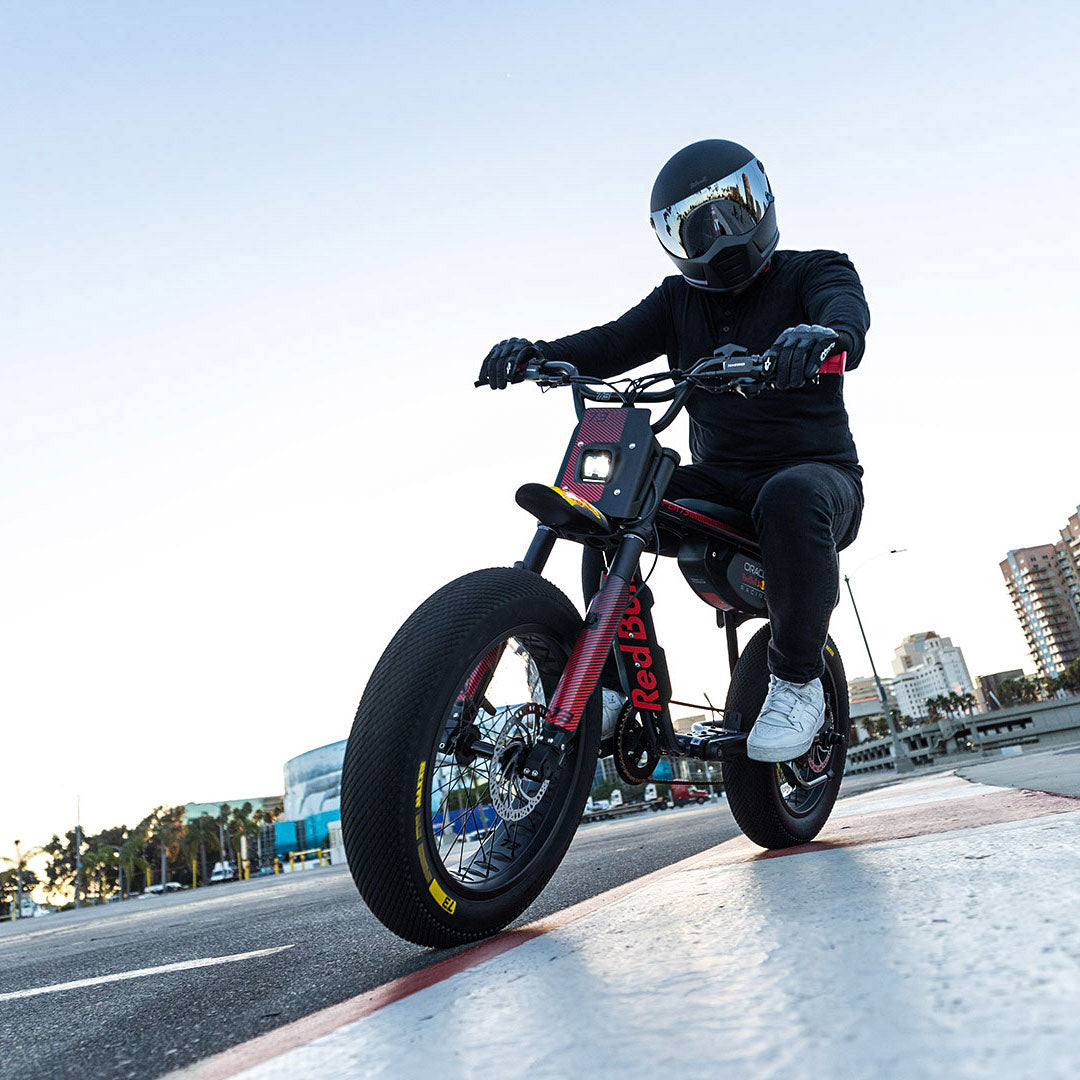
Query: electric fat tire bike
[[341, 346, 851, 947]]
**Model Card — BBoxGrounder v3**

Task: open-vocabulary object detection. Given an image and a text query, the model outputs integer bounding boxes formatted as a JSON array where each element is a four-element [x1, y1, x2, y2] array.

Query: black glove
[[477, 338, 541, 389], [766, 324, 840, 390]]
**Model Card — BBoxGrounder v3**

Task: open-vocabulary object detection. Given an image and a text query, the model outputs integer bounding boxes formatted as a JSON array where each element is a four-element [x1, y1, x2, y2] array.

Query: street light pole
[[108, 845, 123, 900], [14, 840, 22, 921], [844, 569, 910, 773], [74, 796, 83, 909]]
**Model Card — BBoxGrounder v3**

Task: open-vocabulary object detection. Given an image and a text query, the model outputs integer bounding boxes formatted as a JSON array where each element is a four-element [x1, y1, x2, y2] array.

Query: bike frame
[[517, 493, 760, 775], [507, 348, 848, 782]]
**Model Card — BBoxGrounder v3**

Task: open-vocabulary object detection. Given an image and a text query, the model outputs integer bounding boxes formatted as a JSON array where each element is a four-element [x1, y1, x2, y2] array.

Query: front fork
[[515, 449, 681, 783], [519, 532, 647, 783]]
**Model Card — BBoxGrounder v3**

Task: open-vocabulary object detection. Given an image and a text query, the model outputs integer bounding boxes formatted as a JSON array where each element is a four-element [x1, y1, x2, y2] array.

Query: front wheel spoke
[[428, 638, 566, 893], [463, 822, 498, 878], [446, 761, 472, 865]]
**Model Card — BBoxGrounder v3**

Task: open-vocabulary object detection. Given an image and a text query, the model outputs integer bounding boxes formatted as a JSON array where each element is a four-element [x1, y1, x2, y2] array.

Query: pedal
[[690, 720, 727, 738], [674, 730, 747, 761]]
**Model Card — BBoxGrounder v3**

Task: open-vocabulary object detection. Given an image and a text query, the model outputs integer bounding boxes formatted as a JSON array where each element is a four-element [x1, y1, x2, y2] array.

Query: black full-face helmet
[[650, 140, 778, 292]]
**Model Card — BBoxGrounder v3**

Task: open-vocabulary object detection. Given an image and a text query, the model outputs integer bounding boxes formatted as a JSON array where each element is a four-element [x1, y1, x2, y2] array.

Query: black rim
[[770, 663, 844, 819], [422, 630, 582, 899]]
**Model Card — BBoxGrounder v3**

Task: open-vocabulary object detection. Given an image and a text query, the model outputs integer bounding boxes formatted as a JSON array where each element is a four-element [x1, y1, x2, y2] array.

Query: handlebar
[[476, 347, 848, 433]]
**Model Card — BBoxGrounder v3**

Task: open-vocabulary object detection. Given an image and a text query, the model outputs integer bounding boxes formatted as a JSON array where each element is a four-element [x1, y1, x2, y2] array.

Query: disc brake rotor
[[801, 698, 836, 774], [489, 703, 550, 822]]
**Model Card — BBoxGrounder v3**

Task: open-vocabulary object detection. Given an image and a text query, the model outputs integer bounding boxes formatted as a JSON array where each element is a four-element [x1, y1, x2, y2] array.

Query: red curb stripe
[[172, 929, 544, 1079], [170, 841, 737, 1079]]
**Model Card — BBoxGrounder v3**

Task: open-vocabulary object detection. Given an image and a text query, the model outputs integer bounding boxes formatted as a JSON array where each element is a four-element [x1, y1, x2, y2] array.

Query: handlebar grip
[[818, 351, 847, 376], [474, 358, 576, 389]]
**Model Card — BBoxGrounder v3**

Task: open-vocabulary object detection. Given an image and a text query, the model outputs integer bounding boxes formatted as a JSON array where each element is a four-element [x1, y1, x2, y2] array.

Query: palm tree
[[251, 807, 280, 868], [88, 844, 123, 900], [251, 807, 280, 828], [184, 815, 220, 886], [139, 806, 187, 888], [79, 849, 103, 902], [179, 827, 201, 887], [1016, 677, 1039, 704], [998, 679, 1021, 707], [1061, 659, 1080, 694], [215, 804, 234, 867], [228, 803, 258, 874], [1, 842, 44, 918], [119, 837, 148, 898]]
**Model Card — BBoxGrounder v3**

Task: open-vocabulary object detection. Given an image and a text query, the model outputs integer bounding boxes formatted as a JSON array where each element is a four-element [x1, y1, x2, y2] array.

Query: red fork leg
[[456, 642, 505, 708], [544, 574, 632, 733]]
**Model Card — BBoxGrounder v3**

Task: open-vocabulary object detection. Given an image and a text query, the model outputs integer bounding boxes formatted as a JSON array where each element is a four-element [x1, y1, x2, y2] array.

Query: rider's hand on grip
[[765, 325, 840, 390], [476, 338, 541, 389]]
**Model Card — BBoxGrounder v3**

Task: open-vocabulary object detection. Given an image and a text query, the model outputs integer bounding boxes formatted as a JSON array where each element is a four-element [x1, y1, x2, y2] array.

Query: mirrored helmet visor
[[651, 158, 773, 260]]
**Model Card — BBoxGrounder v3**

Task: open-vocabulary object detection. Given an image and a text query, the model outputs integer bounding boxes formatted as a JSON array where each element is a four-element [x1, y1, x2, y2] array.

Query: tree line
[[2, 801, 281, 916], [856, 661, 1080, 743], [994, 659, 1080, 707]]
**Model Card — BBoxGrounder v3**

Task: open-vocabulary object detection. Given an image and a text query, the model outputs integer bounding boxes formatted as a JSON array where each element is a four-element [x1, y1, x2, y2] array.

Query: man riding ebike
[[478, 139, 870, 764]]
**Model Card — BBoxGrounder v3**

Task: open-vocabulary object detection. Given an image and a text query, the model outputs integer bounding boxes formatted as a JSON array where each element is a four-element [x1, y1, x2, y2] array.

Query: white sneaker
[[746, 675, 826, 762]]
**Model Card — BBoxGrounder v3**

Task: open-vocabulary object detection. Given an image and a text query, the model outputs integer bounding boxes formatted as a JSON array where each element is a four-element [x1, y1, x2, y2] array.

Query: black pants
[[665, 461, 864, 683]]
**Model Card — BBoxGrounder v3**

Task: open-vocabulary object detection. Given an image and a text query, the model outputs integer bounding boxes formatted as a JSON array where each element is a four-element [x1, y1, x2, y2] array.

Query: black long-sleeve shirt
[[538, 249, 870, 470]]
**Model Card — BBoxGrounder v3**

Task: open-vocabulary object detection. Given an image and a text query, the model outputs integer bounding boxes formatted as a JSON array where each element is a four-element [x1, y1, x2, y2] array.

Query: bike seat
[[672, 499, 757, 540]]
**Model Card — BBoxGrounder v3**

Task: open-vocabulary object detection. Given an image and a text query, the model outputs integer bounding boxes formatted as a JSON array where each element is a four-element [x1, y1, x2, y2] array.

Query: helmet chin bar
[[665, 209, 778, 293]]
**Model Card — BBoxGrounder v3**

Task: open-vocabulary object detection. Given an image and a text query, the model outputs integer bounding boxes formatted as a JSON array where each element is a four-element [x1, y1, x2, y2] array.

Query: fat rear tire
[[720, 623, 849, 849], [340, 567, 600, 947]]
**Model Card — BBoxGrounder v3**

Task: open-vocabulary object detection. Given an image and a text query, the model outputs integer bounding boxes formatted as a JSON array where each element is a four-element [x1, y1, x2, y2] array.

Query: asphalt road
[[1, 800, 743, 1080], [956, 741, 1080, 796], [6, 751, 1074, 1080]]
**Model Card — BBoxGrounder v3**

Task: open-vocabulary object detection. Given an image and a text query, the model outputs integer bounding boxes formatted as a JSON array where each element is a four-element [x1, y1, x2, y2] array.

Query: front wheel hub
[[489, 703, 551, 822]]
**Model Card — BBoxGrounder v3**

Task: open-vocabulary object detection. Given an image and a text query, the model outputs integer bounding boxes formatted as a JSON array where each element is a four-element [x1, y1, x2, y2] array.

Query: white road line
[[0, 872, 341, 949], [0, 945, 294, 1002]]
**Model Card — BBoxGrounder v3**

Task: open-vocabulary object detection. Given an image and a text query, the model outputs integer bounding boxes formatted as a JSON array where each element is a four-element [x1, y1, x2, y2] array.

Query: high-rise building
[[847, 675, 896, 714], [846, 676, 898, 740], [889, 632, 974, 718], [1059, 506, 1080, 622], [891, 632, 969, 678], [1001, 527, 1080, 679]]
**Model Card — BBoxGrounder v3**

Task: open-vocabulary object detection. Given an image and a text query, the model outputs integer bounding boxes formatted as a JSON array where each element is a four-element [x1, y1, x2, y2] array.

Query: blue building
[[265, 740, 347, 857]]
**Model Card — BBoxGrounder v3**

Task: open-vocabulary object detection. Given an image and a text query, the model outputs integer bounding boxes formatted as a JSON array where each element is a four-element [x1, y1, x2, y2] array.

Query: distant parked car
[[142, 882, 186, 895], [210, 861, 237, 883]]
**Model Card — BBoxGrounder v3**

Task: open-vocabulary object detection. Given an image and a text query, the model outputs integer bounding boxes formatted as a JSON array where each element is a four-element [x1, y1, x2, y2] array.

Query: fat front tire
[[720, 624, 849, 849], [340, 567, 601, 948]]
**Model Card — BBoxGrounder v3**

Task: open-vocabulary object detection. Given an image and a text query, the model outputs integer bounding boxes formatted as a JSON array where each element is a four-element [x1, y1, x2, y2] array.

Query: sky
[[3, 1, 1079, 853]]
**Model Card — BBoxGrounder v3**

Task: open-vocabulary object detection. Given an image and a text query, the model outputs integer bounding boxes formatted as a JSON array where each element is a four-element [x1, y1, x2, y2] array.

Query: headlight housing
[[580, 450, 613, 481]]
